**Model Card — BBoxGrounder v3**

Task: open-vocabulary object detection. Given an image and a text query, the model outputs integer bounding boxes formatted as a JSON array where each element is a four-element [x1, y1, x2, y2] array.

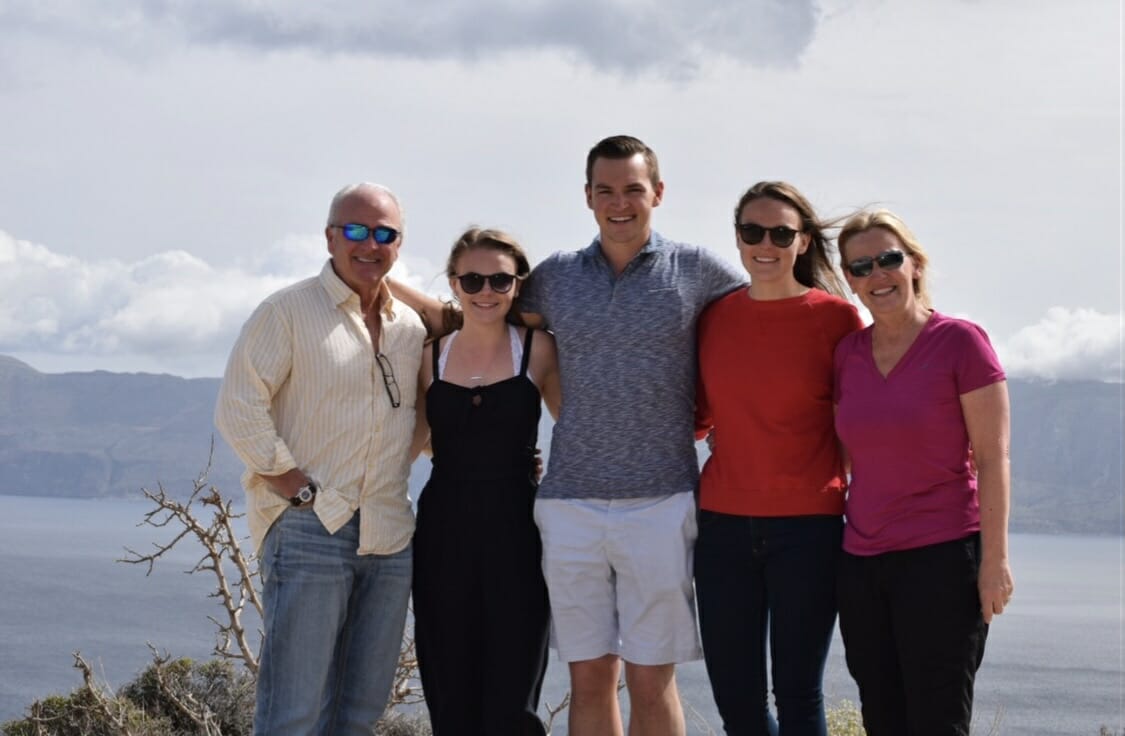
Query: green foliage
[[826, 699, 866, 736], [1, 665, 434, 736], [376, 712, 433, 736], [119, 657, 254, 735], [2, 688, 173, 736], [2, 657, 253, 736]]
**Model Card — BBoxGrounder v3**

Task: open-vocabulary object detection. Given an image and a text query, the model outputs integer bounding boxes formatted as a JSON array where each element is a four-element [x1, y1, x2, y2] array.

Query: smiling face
[[843, 227, 922, 317], [585, 153, 664, 253], [736, 196, 808, 299], [450, 247, 520, 326], [325, 186, 402, 302]]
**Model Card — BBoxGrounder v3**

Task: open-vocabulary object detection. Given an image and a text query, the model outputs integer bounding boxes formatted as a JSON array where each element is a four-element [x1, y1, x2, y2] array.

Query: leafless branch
[[541, 691, 571, 734], [72, 650, 136, 736], [388, 616, 426, 708], [118, 442, 262, 673]]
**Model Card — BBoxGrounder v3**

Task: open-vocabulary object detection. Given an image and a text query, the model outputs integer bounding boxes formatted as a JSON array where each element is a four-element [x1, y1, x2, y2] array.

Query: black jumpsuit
[[412, 328, 550, 736]]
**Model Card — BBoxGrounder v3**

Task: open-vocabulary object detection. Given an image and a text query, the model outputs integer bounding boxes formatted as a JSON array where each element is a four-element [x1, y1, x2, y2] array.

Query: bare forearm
[[261, 467, 310, 500], [975, 454, 1014, 622], [386, 277, 454, 337], [977, 457, 1011, 562], [408, 422, 432, 460]]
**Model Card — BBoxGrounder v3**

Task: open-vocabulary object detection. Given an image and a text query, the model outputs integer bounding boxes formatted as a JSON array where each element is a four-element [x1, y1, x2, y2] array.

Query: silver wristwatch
[[290, 480, 318, 507]]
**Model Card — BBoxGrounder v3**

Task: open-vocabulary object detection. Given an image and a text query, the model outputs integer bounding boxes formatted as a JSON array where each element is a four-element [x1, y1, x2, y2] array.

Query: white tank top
[[436, 325, 529, 384]]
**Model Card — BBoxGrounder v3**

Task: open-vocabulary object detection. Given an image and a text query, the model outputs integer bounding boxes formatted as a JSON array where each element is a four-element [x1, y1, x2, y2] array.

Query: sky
[[0, 0, 1121, 382]]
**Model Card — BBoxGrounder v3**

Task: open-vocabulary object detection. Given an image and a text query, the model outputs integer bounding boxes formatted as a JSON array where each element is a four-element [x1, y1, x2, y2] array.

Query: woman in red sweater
[[695, 181, 863, 736]]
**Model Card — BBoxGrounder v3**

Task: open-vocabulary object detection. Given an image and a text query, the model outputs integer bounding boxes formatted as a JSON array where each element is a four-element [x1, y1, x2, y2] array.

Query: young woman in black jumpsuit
[[411, 228, 561, 735]]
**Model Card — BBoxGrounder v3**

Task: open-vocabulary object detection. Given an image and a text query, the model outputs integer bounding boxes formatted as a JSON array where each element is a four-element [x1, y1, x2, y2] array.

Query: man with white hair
[[216, 182, 427, 735]]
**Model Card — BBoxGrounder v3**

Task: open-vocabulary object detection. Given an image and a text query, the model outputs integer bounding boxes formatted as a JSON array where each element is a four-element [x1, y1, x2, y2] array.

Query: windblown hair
[[734, 181, 849, 298], [838, 209, 932, 309]]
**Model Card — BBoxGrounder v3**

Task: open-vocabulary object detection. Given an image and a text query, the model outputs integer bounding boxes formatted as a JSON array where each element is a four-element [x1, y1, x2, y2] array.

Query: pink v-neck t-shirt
[[833, 312, 1006, 556]]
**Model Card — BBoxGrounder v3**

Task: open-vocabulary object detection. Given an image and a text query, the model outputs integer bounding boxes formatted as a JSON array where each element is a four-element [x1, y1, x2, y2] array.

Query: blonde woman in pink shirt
[[832, 209, 1014, 736]]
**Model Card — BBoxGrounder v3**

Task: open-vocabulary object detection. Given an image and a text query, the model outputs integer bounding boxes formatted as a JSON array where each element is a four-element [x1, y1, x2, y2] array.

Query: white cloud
[[0, 0, 1118, 383], [998, 308, 1123, 383], [2, 0, 818, 75], [5, 227, 1121, 384], [0, 230, 434, 377]]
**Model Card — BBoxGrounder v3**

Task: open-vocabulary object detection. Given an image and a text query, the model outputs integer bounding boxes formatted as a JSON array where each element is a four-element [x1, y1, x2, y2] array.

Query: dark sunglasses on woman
[[846, 249, 906, 278], [456, 272, 517, 294], [736, 222, 802, 248]]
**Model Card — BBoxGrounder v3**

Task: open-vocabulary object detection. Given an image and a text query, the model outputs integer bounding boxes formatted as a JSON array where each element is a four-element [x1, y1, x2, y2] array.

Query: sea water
[[0, 495, 1121, 734]]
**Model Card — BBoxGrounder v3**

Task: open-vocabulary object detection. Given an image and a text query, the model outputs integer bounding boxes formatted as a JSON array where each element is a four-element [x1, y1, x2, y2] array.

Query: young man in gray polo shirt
[[518, 135, 745, 735]]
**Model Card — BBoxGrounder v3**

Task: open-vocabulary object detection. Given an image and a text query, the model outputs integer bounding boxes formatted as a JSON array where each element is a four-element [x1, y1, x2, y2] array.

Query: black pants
[[837, 534, 988, 736]]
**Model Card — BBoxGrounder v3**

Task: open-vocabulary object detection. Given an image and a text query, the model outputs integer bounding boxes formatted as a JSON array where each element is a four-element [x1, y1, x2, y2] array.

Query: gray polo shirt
[[520, 232, 746, 500]]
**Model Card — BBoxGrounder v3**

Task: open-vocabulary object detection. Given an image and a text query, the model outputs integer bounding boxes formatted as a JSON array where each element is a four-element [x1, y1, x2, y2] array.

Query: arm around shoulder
[[409, 343, 434, 460], [530, 329, 561, 420], [698, 246, 748, 302], [387, 277, 459, 338]]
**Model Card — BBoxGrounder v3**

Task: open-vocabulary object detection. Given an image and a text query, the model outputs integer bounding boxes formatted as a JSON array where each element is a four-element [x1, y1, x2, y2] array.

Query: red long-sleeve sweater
[[696, 287, 863, 517]]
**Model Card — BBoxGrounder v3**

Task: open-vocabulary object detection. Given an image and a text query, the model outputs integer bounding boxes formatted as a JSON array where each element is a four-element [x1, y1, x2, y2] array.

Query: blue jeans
[[255, 508, 412, 736], [694, 512, 842, 736]]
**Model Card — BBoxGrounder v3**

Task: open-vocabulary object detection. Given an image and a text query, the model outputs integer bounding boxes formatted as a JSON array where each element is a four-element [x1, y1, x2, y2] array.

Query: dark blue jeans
[[694, 512, 842, 736], [837, 534, 988, 736]]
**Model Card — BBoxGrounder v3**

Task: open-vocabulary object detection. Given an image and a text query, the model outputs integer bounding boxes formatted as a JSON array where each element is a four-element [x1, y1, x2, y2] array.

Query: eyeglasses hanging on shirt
[[376, 352, 401, 408]]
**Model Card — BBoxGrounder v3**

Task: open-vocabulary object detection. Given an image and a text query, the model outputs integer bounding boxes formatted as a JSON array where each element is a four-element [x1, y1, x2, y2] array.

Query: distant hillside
[[0, 356, 1120, 534], [1007, 378, 1123, 535], [0, 356, 242, 499]]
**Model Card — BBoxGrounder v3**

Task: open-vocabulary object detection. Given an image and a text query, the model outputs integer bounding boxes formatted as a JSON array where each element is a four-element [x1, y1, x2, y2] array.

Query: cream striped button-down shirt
[[215, 261, 426, 556]]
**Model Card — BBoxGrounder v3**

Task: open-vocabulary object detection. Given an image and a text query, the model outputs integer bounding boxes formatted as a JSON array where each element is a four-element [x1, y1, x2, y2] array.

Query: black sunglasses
[[375, 352, 401, 408], [846, 249, 906, 278], [456, 272, 517, 294], [736, 222, 801, 248], [331, 223, 400, 245]]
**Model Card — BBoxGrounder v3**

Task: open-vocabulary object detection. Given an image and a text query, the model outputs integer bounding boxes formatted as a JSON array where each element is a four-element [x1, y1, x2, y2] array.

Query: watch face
[[297, 486, 314, 503]]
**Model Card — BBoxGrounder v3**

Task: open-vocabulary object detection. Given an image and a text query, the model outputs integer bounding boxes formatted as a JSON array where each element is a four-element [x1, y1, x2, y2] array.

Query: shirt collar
[[318, 260, 398, 320], [584, 231, 664, 264]]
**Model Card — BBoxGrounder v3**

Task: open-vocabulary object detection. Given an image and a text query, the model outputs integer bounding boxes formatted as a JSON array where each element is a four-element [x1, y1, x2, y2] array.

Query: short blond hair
[[838, 209, 932, 309]]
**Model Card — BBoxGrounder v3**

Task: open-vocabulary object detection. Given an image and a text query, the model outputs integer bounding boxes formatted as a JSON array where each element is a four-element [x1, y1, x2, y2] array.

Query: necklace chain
[[455, 329, 508, 385]]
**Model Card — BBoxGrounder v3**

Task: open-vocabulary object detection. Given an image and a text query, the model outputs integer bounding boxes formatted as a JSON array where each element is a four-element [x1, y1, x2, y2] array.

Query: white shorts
[[533, 493, 703, 666]]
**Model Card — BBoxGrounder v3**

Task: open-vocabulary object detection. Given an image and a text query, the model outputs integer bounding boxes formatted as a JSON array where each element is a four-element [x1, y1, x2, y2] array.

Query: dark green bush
[[2, 688, 172, 736], [2, 657, 254, 736]]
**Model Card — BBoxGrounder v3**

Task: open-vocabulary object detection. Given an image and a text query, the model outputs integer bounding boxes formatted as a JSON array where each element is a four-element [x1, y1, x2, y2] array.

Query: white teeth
[[872, 286, 895, 296], [753, 257, 779, 263], [356, 257, 379, 263], [608, 216, 632, 222]]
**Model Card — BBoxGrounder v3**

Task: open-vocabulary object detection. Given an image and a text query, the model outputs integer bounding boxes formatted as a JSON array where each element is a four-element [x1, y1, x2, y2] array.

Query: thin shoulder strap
[[518, 327, 535, 376], [431, 336, 442, 377]]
